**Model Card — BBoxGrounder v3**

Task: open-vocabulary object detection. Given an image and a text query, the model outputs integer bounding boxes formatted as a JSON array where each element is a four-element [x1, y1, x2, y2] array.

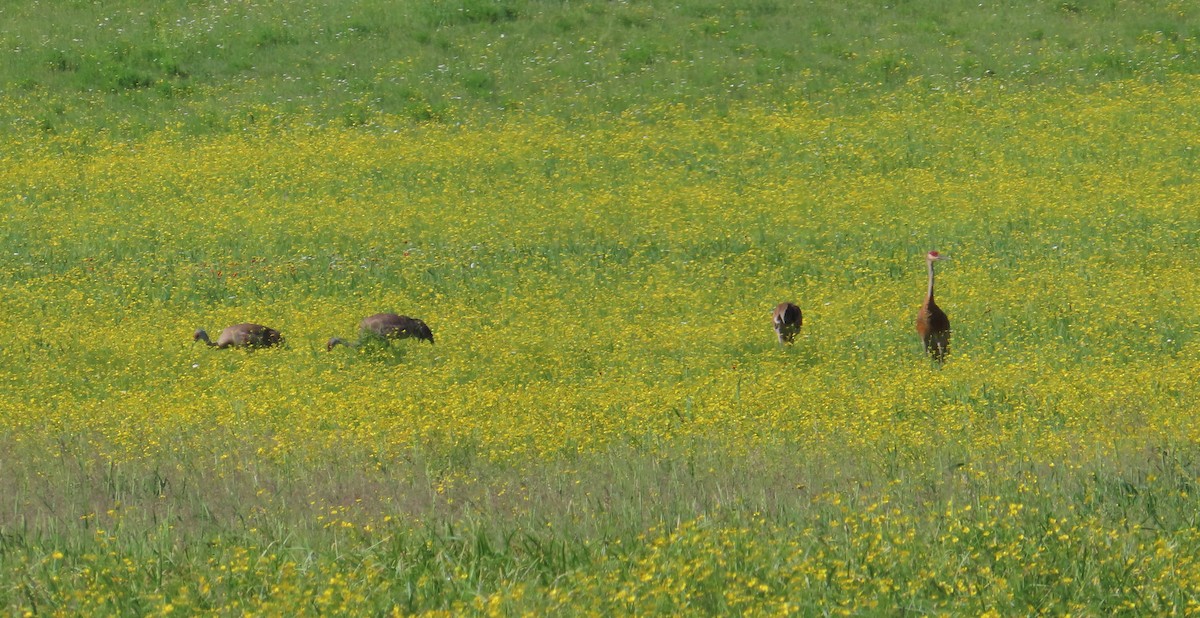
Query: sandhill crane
[[915, 251, 950, 363], [327, 313, 434, 351], [194, 323, 283, 349], [773, 302, 802, 345]]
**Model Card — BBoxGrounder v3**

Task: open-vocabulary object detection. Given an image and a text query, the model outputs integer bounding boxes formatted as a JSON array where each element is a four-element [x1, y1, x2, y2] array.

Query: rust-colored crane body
[[194, 323, 283, 349], [915, 251, 950, 363], [773, 302, 803, 345], [327, 313, 434, 351]]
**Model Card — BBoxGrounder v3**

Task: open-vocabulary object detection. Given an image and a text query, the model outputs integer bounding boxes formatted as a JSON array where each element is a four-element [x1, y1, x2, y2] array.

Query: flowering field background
[[3, 0, 1200, 614]]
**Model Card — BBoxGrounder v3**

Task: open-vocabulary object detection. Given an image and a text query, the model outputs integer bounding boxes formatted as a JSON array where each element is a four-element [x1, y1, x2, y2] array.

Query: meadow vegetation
[[2, 0, 1200, 614]]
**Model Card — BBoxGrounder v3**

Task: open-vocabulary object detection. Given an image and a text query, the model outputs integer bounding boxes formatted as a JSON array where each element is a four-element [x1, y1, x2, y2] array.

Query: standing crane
[[327, 313, 434, 351], [772, 302, 802, 346], [915, 250, 950, 363], [194, 323, 283, 349]]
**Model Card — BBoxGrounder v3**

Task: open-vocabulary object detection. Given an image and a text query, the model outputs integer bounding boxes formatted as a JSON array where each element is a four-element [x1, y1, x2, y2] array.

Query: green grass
[[3, 439, 1198, 613], [3, 0, 1200, 134]]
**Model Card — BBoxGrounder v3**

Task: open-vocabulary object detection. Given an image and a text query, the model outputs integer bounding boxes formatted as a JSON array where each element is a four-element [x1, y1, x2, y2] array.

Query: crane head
[[926, 250, 947, 261]]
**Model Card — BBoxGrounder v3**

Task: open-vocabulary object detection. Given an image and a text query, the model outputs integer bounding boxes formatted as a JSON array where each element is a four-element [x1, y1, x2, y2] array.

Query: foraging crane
[[327, 313, 434, 351], [194, 323, 283, 349], [773, 302, 802, 345], [915, 251, 950, 363]]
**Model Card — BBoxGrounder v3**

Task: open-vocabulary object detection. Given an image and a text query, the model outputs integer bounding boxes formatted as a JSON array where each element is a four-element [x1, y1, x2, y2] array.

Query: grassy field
[[3, 0, 1200, 614]]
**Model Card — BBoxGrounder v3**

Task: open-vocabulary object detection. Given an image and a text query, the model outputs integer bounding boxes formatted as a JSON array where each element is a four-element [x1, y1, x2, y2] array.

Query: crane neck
[[926, 259, 936, 303]]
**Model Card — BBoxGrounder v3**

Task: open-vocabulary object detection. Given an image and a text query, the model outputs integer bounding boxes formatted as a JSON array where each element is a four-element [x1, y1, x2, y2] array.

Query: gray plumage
[[915, 251, 951, 363], [194, 323, 283, 349], [327, 313, 434, 351], [773, 302, 802, 345]]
